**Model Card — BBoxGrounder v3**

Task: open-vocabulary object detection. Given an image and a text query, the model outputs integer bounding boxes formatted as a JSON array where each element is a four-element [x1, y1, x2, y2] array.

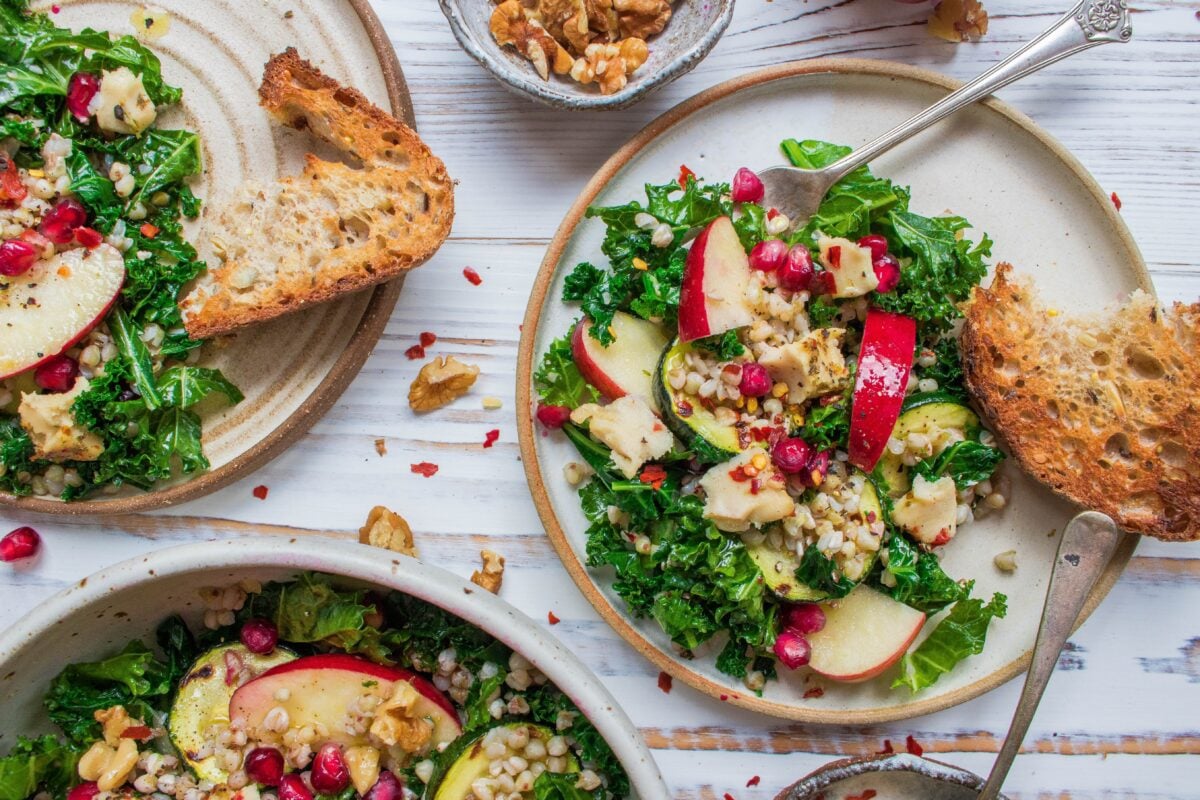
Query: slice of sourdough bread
[[961, 263, 1200, 541], [179, 48, 453, 339]]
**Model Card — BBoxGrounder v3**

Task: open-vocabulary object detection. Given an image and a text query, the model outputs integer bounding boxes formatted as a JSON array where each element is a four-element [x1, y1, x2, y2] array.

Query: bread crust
[[962, 263, 1200, 541], [179, 48, 454, 338]]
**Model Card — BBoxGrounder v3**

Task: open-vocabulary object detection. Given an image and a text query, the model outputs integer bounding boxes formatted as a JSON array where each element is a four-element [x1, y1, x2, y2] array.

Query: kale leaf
[[533, 772, 596, 800], [527, 685, 629, 798], [914, 337, 967, 400], [881, 534, 967, 615], [534, 329, 600, 409], [0, 735, 79, 800], [911, 440, 1004, 490], [892, 590, 1007, 693], [692, 330, 744, 360], [794, 400, 851, 452], [795, 544, 856, 599]]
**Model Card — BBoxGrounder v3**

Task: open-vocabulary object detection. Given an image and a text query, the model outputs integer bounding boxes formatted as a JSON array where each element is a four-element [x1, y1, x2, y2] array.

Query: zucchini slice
[[653, 340, 742, 463], [748, 472, 883, 600], [427, 723, 577, 800], [878, 397, 981, 497]]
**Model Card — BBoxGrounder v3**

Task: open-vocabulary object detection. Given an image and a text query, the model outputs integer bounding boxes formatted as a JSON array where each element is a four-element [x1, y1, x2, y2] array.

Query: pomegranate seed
[[778, 246, 814, 292], [365, 772, 403, 800], [738, 363, 772, 398], [278, 775, 313, 800], [748, 239, 787, 272], [74, 227, 102, 248], [0, 527, 41, 562], [463, 266, 482, 286], [39, 198, 87, 244], [536, 404, 571, 429], [783, 603, 826, 635], [770, 437, 811, 475], [244, 747, 285, 787], [731, 167, 765, 204], [240, 618, 278, 654], [311, 744, 350, 794], [67, 782, 100, 800], [773, 629, 812, 669], [809, 270, 836, 296], [34, 355, 79, 393], [873, 255, 901, 293], [66, 72, 100, 121], [805, 450, 831, 487], [0, 238, 38, 276], [857, 234, 889, 261]]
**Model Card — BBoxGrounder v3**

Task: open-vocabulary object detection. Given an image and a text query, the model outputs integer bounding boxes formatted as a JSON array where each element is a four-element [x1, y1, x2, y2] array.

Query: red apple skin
[[247, 653, 458, 721], [810, 619, 924, 683], [571, 319, 625, 399], [0, 295, 118, 381], [678, 219, 716, 343], [848, 309, 917, 471]]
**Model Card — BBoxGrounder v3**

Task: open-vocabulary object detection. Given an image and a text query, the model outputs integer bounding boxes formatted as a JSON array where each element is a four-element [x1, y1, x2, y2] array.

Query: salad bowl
[[0, 537, 669, 800], [516, 58, 1145, 722]]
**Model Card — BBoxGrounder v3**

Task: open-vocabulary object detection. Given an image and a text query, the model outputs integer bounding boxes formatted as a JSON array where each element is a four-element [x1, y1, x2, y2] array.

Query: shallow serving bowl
[[439, 0, 734, 110], [776, 753, 1007, 800], [0, 537, 669, 800]]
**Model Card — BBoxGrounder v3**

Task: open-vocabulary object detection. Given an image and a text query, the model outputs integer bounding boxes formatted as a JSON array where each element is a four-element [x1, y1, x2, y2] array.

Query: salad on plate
[[534, 138, 1009, 694], [0, 0, 239, 501], [0, 572, 628, 800]]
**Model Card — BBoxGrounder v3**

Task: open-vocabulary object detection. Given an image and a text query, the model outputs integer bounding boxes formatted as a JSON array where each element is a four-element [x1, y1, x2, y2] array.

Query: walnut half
[[409, 356, 480, 412], [359, 506, 417, 557], [491, 0, 574, 80], [471, 549, 506, 593]]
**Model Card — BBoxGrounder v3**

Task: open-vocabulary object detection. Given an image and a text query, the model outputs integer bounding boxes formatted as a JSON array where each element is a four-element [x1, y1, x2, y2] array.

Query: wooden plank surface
[[2, 1, 1199, 798]]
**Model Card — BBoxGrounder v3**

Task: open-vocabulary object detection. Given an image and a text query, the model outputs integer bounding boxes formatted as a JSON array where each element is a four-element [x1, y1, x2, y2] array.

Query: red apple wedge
[[0, 243, 125, 379], [228, 653, 461, 748], [678, 216, 755, 343], [807, 585, 926, 682], [848, 309, 917, 472], [571, 312, 668, 408]]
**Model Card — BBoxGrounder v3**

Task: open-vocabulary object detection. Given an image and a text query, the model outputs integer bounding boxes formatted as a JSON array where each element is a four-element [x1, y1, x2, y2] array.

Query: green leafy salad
[[0, 0, 239, 501], [0, 572, 628, 800], [535, 138, 1009, 694]]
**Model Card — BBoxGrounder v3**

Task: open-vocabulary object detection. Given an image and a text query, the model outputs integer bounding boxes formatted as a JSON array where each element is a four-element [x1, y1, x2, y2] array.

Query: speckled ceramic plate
[[1, 0, 413, 514], [0, 538, 670, 800], [516, 60, 1144, 723]]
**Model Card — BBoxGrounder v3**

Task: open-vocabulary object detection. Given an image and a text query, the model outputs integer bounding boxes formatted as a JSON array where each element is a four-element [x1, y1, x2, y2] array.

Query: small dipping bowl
[[776, 753, 1010, 800]]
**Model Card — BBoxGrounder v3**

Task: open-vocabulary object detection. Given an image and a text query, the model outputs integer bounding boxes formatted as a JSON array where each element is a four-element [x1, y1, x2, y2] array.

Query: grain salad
[[534, 138, 1010, 694]]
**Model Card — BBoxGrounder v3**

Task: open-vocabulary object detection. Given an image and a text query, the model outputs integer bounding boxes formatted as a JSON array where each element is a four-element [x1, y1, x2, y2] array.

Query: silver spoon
[[976, 511, 1125, 800], [760, 0, 1133, 226]]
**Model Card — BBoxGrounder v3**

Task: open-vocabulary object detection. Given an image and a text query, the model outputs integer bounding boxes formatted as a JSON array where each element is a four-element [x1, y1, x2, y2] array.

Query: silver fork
[[759, 0, 1132, 227]]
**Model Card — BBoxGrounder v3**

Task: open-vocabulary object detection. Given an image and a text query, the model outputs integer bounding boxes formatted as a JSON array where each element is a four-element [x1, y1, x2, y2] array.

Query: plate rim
[[515, 57, 1145, 723], [1, 0, 412, 515]]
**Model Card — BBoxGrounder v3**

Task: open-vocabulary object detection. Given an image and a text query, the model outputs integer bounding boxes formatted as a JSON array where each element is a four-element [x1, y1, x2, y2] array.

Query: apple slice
[[571, 312, 668, 408], [678, 216, 755, 343], [807, 585, 926, 682], [848, 308, 917, 472], [228, 653, 461, 749], [0, 243, 125, 379]]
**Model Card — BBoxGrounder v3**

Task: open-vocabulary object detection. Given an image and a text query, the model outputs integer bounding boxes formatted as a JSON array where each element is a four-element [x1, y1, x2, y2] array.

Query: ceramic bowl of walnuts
[[440, 0, 735, 109]]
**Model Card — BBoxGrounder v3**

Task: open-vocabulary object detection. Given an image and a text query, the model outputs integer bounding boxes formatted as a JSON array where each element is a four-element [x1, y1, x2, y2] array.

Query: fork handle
[[825, 0, 1132, 182]]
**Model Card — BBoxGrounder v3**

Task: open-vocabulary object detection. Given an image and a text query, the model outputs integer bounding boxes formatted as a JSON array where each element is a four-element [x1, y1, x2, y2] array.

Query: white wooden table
[[3, 1, 1199, 797]]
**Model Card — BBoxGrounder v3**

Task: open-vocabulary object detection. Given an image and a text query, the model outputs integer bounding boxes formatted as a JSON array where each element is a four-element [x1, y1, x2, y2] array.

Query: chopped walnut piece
[[95, 706, 138, 747], [928, 0, 989, 42], [409, 356, 480, 412], [618, 37, 649, 72], [370, 682, 434, 752], [471, 549, 506, 593], [491, 0, 574, 80], [614, 0, 670, 40], [570, 41, 641, 94], [359, 506, 417, 557], [374, 437, 387, 456]]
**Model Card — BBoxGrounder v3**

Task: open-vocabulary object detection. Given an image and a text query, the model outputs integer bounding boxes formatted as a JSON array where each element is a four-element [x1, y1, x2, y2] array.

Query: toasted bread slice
[[961, 264, 1200, 541], [179, 48, 453, 339]]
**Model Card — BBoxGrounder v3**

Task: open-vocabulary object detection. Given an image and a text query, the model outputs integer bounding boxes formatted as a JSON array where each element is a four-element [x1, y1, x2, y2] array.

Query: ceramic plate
[[516, 59, 1144, 723], [2, 0, 412, 514]]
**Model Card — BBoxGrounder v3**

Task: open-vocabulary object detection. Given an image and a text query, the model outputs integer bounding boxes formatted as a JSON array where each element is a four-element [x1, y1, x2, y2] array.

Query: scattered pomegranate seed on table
[[724, 793, 736, 800], [746, 776, 761, 788], [419, 331, 437, 347], [244, 746, 285, 787], [0, 527, 40, 562], [877, 739, 894, 754], [463, 266, 482, 285], [240, 618, 279, 654], [905, 734, 924, 756], [1111, 191, 1122, 210], [657, 671, 673, 693], [547, 611, 560, 625], [483, 429, 500, 448], [405, 344, 425, 360], [411, 462, 439, 477], [252, 485, 269, 500]]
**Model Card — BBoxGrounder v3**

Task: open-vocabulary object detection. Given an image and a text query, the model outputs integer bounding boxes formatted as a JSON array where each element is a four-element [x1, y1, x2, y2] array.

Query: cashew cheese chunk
[[758, 327, 850, 404], [19, 378, 104, 462], [95, 67, 157, 135], [699, 449, 794, 532], [818, 236, 879, 299], [570, 395, 673, 479], [892, 474, 958, 545]]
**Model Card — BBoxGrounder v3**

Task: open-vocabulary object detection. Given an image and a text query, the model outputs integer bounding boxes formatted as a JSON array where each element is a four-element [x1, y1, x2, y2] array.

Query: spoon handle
[[977, 512, 1125, 800], [824, 0, 1132, 184]]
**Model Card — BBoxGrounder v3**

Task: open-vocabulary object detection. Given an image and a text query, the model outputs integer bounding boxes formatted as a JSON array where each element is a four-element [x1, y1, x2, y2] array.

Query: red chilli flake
[[729, 466, 751, 483], [677, 164, 696, 189], [1111, 191, 1122, 211], [828, 245, 842, 268], [405, 344, 425, 360], [419, 331, 437, 347], [803, 686, 824, 699], [547, 611, 561, 625], [411, 462, 439, 478], [483, 429, 500, 448], [766, 208, 780, 221], [746, 777, 761, 788], [252, 485, 268, 500], [657, 671, 673, 693], [724, 794, 736, 800], [877, 739, 894, 755], [120, 726, 153, 740], [639, 464, 667, 490], [846, 792, 877, 800], [463, 266, 483, 285], [905, 734, 924, 756]]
